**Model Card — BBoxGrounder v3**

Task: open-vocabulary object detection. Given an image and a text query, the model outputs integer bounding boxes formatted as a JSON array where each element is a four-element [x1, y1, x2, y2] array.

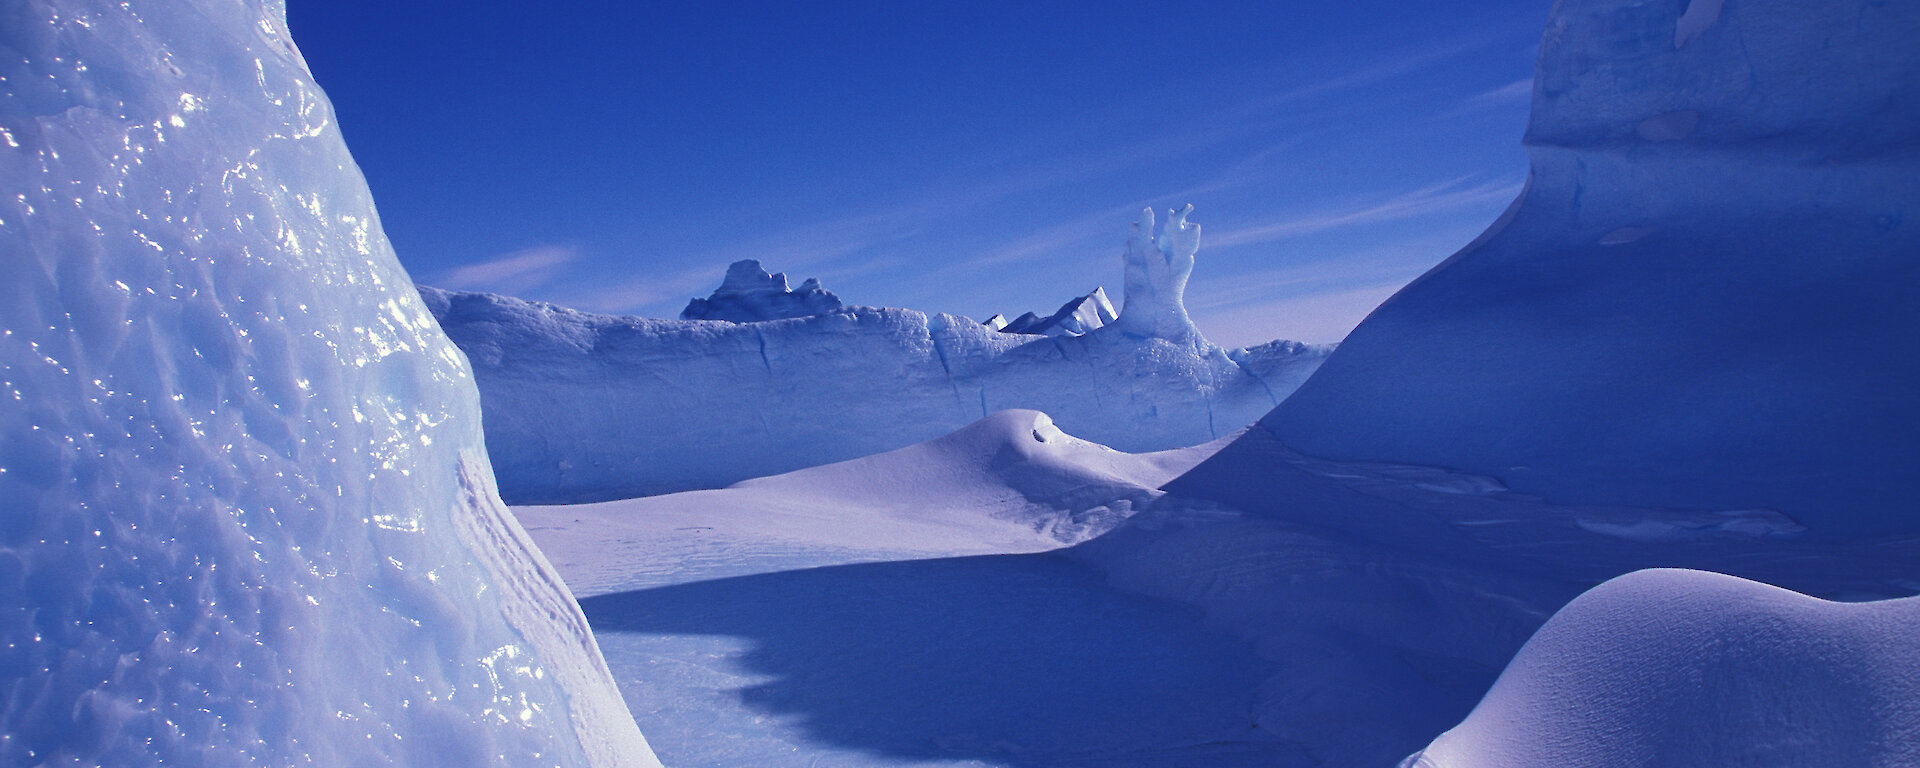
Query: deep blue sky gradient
[[290, 1, 1545, 346]]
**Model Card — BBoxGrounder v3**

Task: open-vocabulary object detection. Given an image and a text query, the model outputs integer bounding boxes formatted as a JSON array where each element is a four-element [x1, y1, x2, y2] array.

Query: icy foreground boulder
[[424, 207, 1327, 503], [0, 2, 657, 765], [1408, 569, 1920, 768], [678, 259, 842, 322], [1201, 0, 1920, 539]]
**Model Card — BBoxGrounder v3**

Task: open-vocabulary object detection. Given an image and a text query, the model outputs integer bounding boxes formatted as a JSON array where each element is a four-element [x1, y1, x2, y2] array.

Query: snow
[[679, 259, 843, 322], [1242, 0, 1920, 540], [514, 411, 1310, 767], [422, 208, 1329, 503], [1409, 569, 1920, 768], [1111, 205, 1201, 342], [0, 1, 653, 765]]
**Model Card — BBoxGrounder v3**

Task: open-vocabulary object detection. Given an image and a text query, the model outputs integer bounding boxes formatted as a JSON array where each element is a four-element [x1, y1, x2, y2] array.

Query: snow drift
[[424, 206, 1328, 503], [1408, 569, 1920, 768], [1192, 0, 1920, 539], [0, 2, 655, 765]]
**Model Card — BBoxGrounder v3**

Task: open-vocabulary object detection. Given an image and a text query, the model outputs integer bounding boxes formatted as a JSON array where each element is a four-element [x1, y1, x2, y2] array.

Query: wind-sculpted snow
[[423, 207, 1327, 503], [1408, 569, 1920, 768], [0, 2, 656, 765], [1214, 0, 1920, 539]]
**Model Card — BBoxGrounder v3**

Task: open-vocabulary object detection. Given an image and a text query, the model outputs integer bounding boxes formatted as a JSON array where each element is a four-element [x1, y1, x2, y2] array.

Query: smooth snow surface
[[1411, 569, 1920, 768], [1238, 0, 1920, 539], [515, 411, 1305, 767], [423, 214, 1327, 503], [0, 2, 654, 765]]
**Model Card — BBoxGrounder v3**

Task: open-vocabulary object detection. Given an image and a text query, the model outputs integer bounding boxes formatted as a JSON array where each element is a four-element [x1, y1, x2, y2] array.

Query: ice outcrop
[[0, 2, 656, 765], [1201, 0, 1920, 539], [679, 259, 843, 322], [997, 287, 1117, 337], [423, 208, 1329, 503], [1409, 569, 1920, 767], [1111, 205, 1202, 343]]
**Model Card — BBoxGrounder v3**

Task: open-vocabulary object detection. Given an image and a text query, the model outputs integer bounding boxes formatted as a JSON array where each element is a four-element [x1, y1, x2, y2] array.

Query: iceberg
[[996, 287, 1117, 337], [679, 259, 843, 322], [1189, 0, 1920, 540], [423, 206, 1329, 503], [0, 1, 656, 765]]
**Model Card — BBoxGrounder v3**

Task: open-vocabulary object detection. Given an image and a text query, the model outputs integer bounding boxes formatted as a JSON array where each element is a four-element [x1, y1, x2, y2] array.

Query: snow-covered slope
[[424, 206, 1328, 503], [1206, 0, 1920, 539], [0, 2, 655, 765], [513, 411, 1309, 767], [1409, 569, 1920, 768]]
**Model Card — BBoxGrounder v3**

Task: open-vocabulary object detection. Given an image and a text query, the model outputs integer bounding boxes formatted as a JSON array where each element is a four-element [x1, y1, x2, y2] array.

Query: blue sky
[[290, 1, 1546, 346]]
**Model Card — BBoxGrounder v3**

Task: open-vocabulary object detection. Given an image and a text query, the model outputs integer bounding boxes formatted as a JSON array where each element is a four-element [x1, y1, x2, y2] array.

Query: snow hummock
[[0, 2, 654, 765], [513, 411, 1306, 766], [423, 207, 1329, 503], [1235, 0, 1920, 539], [679, 259, 843, 322], [1409, 569, 1920, 768]]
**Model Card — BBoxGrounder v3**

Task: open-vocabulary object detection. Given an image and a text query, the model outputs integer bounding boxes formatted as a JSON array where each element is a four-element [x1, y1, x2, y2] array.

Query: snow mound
[[679, 259, 842, 322], [1409, 569, 1920, 768], [423, 207, 1328, 503], [517, 409, 1228, 592], [1223, 0, 1920, 539], [0, 2, 654, 765]]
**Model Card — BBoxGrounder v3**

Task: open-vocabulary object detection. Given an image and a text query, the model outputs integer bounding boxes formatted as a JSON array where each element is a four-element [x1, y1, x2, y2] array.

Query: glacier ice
[[1409, 569, 1920, 768], [678, 259, 843, 322], [0, 1, 656, 765], [423, 206, 1328, 503], [996, 287, 1117, 337], [1211, 0, 1920, 539]]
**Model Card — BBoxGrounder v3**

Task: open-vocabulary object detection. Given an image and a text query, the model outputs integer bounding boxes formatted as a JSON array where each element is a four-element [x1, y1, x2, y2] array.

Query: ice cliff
[[423, 206, 1328, 503], [1135, 0, 1920, 763], [1192, 0, 1920, 540], [0, 2, 657, 765], [679, 259, 842, 322]]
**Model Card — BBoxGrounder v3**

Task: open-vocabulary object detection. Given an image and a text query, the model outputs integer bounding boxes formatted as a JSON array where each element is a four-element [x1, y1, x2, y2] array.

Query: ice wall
[[424, 287, 1326, 502], [0, 2, 657, 765], [1208, 0, 1920, 539]]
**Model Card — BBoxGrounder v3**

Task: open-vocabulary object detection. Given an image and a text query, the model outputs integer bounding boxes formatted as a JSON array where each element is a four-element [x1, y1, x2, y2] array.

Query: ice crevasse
[[0, 1, 659, 766]]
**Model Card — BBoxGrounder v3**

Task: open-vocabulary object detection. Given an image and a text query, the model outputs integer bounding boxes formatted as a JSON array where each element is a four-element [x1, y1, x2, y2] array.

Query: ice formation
[[679, 259, 842, 322], [1408, 569, 1920, 768], [1216, 0, 1920, 539], [996, 287, 1117, 337], [1111, 205, 1201, 343], [0, 2, 656, 765], [423, 207, 1327, 503]]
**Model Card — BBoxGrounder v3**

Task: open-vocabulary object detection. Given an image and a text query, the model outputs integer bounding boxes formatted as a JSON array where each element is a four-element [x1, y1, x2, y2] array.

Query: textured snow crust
[[1240, 0, 1920, 539], [423, 207, 1327, 503], [1411, 569, 1920, 768], [0, 2, 655, 765]]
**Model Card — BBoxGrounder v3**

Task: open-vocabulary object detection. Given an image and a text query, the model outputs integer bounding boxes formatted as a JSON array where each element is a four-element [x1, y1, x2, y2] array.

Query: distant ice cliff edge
[[423, 206, 1330, 503], [0, 1, 658, 765]]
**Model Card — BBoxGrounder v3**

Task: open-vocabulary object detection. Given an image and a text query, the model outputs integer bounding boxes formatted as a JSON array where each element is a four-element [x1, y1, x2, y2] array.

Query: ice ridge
[[679, 258, 843, 322]]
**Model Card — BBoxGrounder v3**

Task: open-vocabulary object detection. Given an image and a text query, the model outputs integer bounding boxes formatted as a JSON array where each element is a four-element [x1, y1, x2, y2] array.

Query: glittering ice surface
[[0, 1, 658, 765]]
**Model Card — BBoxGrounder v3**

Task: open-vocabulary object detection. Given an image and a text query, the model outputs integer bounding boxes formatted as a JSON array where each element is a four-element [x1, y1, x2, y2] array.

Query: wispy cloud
[[436, 245, 577, 294], [1194, 279, 1411, 347], [1467, 78, 1533, 107], [1205, 177, 1522, 250]]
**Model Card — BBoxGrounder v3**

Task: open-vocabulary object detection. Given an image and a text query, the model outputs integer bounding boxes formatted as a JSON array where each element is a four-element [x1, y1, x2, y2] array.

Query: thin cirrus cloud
[[1205, 177, 1524, 250], [435, 245, 578, 295]]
